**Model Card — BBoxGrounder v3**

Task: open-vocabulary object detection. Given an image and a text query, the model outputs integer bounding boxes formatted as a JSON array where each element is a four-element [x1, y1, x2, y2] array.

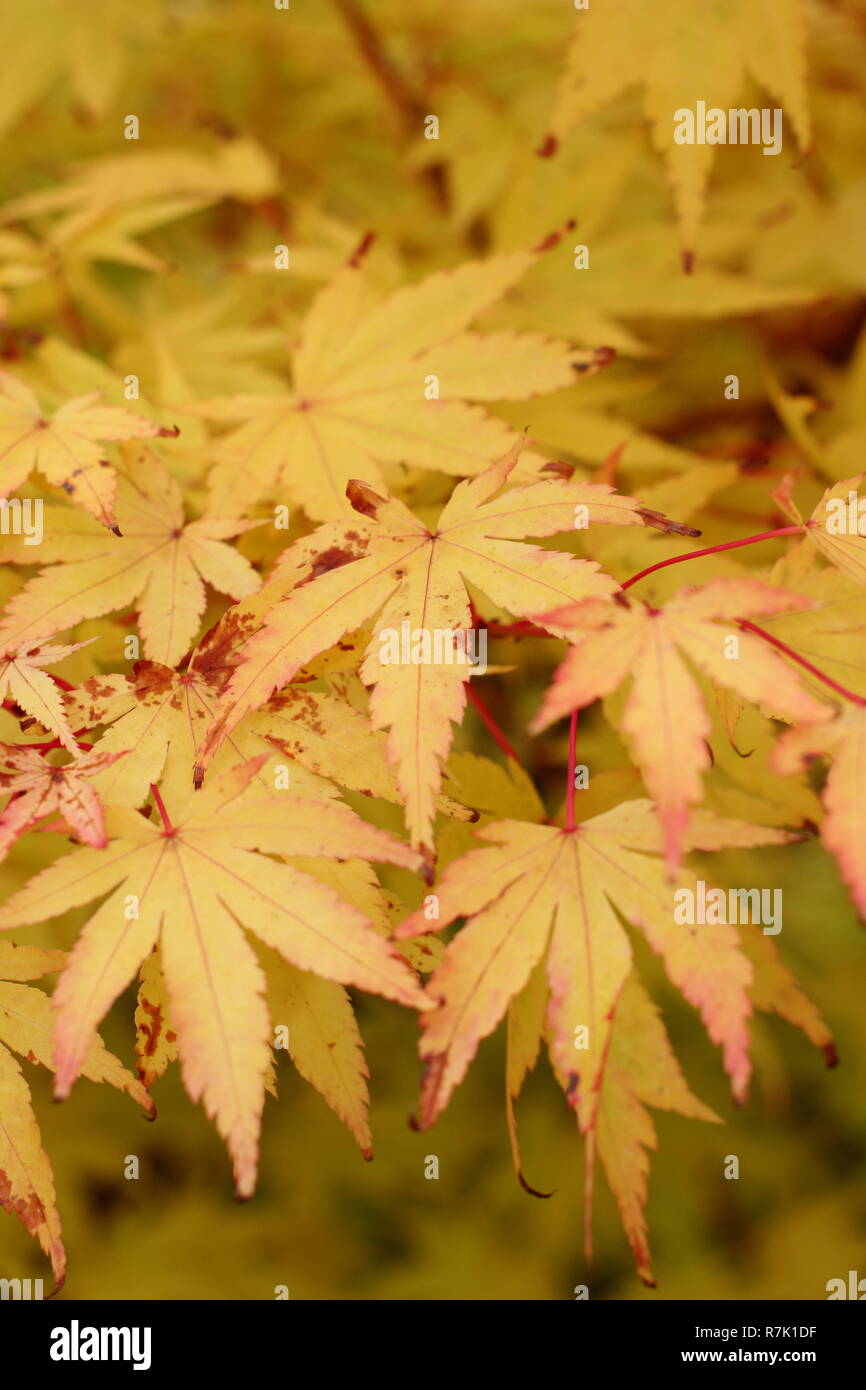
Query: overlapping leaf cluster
[[0, 0, 864, 1289]]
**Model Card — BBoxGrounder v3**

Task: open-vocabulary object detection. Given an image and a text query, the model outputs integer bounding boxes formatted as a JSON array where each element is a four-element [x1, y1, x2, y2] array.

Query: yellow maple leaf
[[197, 443, 687, 853], [0, 939, 152, 1289], [0, 757, 429, 1197], [192, 244, 586, 521], [397, 801, 797, 1130], [0, 635, 93, 755], [774, 472, 866, 587], [547, 0, 810, 261], [0, 370, 177, 531], [0, 444, 260, 666], [0, 0, 162, 136]]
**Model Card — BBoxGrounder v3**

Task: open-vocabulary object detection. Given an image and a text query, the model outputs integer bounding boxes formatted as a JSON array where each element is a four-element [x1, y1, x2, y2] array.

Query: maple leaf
[[0, 940, 153, 1289], [773, 473, 866, 587], [771, 705, 866, 919], [591, 926, 834, 1282], [0, 370, 178, 531], [396, 800, 795, 1129], [502, 886, 834, 1284], [590, 977, 721, 1286], [570, 920, 831, 1284], [530, 579, 831, 872], [0, 757, 429, 1196], [62, 619, 470, 825], [1, 139, 278, 223], [136, 799, 445, 1161], [266, 952, 373, 1160], [192, 245, 585, 521], [0, 636, 92, 755], [196, 445, 690, 853], [112, 288, 287, 408], [0, 742, 124, 862], [0, 445, 260, 666], [738, 925, 836, 1066], [546, 0, 810, 261], [0, 201, 234, 288], [0, 0, 163, 136]]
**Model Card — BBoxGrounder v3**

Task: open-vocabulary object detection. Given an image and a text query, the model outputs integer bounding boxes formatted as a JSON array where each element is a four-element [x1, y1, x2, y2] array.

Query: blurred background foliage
[[0, 0, 865, 1298]]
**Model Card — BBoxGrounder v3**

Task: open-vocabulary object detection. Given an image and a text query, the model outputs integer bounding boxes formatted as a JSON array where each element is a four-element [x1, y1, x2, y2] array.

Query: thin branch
[[329, 0, 448, 210]]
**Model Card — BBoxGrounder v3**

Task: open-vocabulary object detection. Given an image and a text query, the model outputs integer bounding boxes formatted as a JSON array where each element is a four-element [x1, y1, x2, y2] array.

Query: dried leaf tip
[[346, 478, 386, 517], [572, 345, 616, 375], [638, 508, 701, 537], [517, 1169, 555, 1200]]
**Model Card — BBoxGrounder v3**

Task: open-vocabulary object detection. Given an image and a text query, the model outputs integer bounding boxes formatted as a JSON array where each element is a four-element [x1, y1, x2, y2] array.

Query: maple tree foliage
[[0, 0, 864, 1296]]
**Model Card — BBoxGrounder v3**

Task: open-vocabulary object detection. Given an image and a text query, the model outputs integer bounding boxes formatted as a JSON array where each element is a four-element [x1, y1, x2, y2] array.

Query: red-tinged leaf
[[0, 742, 125, 861], [531, 579, 831, 871]]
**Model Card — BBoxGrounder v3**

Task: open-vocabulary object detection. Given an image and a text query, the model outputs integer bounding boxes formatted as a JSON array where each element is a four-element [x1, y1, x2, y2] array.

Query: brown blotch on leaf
[[132, 661, 174, 698], [138, 997, 163, 1059], [536, 134, 558, 158], [0, 1174, 46, 1233], [194, 613, 256, 686], [306, 544, 364, 581]]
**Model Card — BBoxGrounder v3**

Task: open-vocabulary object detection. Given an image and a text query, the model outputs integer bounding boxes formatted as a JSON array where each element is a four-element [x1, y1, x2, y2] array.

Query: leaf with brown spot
[[198, 442, 688, 853]]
